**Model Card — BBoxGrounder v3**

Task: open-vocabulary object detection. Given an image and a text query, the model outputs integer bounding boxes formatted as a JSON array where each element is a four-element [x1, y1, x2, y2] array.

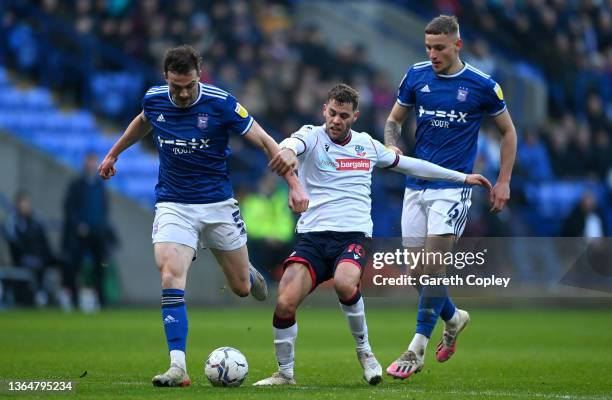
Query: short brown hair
[[425, 15, 460, 36], [327, 83, 359, 110], [163, 45, 202, 74]]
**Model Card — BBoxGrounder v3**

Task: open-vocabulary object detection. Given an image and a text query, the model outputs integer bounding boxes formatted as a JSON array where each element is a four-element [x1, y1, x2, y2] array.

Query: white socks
[[408, 333, 428, 358], [445, 309, 461, 331], [170, 350, 186, 371], [339, 297, 372, 354], [274, 323, 298, 378]]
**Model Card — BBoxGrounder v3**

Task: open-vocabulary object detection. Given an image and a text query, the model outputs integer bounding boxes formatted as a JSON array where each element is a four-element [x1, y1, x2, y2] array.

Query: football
[[204, 347, 249, 387]]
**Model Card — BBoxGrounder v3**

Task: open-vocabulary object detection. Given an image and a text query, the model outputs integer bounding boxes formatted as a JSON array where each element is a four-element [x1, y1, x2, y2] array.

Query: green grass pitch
[[1, 307, 611, 399]]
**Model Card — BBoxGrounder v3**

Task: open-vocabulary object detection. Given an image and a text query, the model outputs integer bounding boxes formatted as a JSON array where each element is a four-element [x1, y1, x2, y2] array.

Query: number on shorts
[[232, 210, 246, 234], [447, 202, 460, 219]]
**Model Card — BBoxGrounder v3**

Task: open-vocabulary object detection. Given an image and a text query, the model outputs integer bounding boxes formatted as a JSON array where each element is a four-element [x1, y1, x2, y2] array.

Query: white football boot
[[253, 371, 296, 386], [249, 265, 269, 301], [436, 309, 470, 362], [357, 351, 383, 385], [151, 364, 191, 387]]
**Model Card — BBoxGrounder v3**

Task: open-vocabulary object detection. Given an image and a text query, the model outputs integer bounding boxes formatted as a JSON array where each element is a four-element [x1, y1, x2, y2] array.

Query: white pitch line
[[109, 382, 610, 399]]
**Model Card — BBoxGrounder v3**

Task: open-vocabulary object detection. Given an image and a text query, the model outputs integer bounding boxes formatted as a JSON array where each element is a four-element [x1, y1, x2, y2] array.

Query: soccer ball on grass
[[204, 347, 248, 387]]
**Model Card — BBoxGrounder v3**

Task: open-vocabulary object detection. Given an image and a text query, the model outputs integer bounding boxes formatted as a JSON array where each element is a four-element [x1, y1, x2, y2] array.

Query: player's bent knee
[[160, 270, 181, 287], [334, 279, 358, 299], [276, 295, 298, 316]]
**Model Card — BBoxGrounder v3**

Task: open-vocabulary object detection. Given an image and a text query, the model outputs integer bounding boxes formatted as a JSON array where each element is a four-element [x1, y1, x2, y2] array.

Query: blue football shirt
[[142, 83, 254, 204], [397, 61, 506, 189]]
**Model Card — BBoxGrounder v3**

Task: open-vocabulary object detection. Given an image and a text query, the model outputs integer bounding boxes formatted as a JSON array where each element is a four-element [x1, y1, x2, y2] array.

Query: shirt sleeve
[[397, 67, 415, 107], [141, 93, 151, 121], [223, 94, 254, 135], [371, 137, 400, 168], [281, 125, 318, 158], [484, 79, 507, 116], [391, 156, 467, 183]]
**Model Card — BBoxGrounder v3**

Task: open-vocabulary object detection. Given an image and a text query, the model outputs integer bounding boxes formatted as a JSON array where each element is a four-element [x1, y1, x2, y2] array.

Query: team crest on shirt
[[354, 144, 367, 157], [197, 113, 209, 130], [456, 87, 469, 102]]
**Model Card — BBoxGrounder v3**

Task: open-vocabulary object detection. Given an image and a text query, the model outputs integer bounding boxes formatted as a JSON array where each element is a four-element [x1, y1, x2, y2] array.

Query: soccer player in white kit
[[253, 84, 491, 386], [384, 16, 517, 380]]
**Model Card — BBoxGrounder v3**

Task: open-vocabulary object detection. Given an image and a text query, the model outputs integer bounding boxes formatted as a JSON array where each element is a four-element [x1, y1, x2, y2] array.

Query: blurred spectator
[[465, 38, 496, 75], [240, 173, 296, 282], [7, 17, 39, 76], [517, 128, 553, 182], [62, 153, 112, 311], [585, 92, 611, 134], [3, 190, 58, 307], [561, 191, 606, 238], [591, 129, 612, 180]]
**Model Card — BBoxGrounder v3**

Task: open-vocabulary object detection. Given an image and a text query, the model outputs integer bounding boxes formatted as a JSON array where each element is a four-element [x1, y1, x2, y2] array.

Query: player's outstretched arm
[[243, 121, 309, 213], [98, 111, 152, 180], [390, 155, 492, 190], [384, 102, 410, 155], [490, 110, 517, 213]]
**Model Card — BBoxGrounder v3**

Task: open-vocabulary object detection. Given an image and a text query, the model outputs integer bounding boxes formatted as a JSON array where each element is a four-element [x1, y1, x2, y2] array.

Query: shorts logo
[[354, 145, 366, 157], [347, 243, 364, 258], [197, 113, 208, 130]]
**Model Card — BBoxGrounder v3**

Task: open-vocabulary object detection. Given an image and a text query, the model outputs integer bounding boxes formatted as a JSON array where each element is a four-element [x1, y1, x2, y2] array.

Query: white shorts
[[152, 199, 247, 252], [401, 187, 472, 247]]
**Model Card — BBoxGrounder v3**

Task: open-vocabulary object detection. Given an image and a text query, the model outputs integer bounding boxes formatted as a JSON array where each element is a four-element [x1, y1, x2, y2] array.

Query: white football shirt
[[288, 124, 399, 236]]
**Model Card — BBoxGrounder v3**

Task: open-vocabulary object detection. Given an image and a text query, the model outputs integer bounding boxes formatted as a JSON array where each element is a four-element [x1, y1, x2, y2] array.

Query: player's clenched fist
[[269, 148, 299, 176], [288, 184, 309, 213], [98, 154, 118, 180]]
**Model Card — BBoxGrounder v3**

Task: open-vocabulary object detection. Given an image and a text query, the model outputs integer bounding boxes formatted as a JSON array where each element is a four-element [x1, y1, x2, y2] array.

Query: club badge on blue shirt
[[197, 113, 208, 130], [457, 87, 469, 102]]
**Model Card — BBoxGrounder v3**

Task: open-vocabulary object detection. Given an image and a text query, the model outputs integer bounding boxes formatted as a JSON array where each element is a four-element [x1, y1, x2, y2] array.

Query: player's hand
[[288, 185, 309, 213], [387, 145, 403, 156], [98, 154, 118, 180], [269, 149, 298, 176], [465, 174, 492, 191], [490, 181, 510, 213]]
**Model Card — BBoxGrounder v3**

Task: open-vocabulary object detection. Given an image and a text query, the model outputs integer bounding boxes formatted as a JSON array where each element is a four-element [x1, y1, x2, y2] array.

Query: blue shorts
[[283, 231, 371, 292]]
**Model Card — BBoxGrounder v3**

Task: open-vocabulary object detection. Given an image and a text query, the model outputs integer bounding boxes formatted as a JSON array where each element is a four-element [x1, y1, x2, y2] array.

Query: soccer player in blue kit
[[98, 45, 308, 387], [383, 16, 517, 379]]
